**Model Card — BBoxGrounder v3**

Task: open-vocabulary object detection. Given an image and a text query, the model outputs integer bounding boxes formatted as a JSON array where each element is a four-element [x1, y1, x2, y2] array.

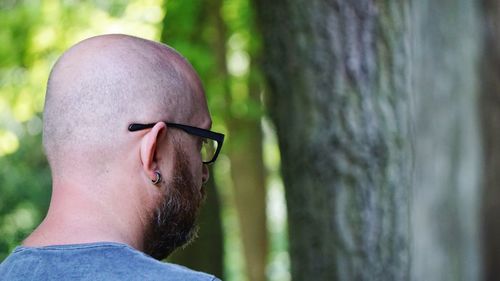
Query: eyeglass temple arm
[[128, 123, 155, 131]]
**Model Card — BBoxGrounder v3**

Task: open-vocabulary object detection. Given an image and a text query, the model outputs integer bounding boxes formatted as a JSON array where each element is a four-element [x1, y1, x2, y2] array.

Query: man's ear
[[140, 122, 167, 180]]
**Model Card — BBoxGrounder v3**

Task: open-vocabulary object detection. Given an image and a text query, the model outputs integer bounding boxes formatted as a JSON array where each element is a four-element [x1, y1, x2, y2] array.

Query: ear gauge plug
[[152, 171, 162, 185]]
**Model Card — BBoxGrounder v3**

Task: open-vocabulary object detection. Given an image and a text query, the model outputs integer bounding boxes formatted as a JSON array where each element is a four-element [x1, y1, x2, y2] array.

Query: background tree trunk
[[253, 1, 411, 280], [410, 1, 482, 280], [211, 1, 268, 280], [226, 89, 267, 281], [162, 1, 268, 280], [481, 0, 500, 280]]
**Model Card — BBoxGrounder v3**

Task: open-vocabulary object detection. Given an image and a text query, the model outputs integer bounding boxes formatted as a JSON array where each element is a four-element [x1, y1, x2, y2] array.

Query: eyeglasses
[[128, 122, 225, 164]]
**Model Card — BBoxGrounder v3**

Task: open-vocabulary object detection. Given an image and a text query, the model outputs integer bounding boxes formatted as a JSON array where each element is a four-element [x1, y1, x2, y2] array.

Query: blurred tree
[[411, 1, 482, 280], [480, 0, 500, 280], [213, 1, 268, 281], [162, 0, 268, 280], [253, 1, 410, 280]]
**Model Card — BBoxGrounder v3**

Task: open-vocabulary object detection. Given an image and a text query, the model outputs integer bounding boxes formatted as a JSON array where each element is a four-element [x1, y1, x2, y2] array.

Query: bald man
[[0, 34, 224, 281]]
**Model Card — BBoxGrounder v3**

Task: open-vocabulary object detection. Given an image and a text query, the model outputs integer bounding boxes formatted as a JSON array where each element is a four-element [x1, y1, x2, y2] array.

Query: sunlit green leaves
[[0, 130, 19, 157]]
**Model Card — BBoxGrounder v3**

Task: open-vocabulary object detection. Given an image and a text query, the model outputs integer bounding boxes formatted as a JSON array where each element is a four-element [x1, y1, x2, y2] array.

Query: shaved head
[[23, 34, 214, 262], [43, 34, 207, 174]]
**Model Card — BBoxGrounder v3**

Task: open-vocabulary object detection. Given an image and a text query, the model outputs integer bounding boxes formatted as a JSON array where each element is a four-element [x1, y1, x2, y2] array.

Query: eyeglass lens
[[201, 138, 218, 163]]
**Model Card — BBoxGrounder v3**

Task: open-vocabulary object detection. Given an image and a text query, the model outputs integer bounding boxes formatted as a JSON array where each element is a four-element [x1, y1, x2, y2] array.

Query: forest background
[[1, 0, 499, 281]]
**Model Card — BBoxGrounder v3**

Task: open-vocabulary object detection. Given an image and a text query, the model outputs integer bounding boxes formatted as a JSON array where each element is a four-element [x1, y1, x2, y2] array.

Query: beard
[[143, 146, 206, 260]]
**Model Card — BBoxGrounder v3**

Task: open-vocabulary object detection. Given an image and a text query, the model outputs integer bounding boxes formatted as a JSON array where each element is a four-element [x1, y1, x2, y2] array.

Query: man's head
[[42, 34, 216, 259]]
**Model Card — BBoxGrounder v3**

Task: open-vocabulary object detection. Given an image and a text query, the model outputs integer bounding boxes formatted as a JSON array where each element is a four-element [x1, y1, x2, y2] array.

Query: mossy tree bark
[[253, 1, 410, 280]]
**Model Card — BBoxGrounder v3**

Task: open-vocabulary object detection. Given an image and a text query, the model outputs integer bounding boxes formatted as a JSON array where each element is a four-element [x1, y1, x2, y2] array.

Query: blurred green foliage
[[0, 123, 51, 260]]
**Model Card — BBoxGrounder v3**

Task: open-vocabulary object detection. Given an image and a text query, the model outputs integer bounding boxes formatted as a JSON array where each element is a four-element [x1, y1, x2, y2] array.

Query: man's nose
[[202, 164, 209, 184]]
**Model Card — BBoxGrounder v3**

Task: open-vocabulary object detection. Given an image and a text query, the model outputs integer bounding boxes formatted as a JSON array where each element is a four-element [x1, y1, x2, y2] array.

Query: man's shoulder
[[0, 242, 220, 281], [110, 243, 219, 280]]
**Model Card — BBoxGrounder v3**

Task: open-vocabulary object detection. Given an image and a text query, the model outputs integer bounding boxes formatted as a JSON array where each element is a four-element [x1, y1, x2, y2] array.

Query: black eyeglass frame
[[128, 122, 225, 165]]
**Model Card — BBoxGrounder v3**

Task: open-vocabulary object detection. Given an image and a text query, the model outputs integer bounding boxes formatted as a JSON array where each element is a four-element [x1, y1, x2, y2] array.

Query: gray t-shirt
[[0, 242, 221, 281]]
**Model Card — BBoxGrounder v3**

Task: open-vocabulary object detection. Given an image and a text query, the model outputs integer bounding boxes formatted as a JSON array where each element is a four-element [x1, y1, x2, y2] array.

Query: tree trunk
[[162, 0, 268, 280], [227, 96, 267, 281], [481, 0, 500, 280], [253, 1, 410, 280], [211, 1, 268, 280], [411, 1, 482, 280]]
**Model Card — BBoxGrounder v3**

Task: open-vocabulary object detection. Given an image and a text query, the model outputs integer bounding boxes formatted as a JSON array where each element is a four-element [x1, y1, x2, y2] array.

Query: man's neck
[[23, 185, 147, 251]]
